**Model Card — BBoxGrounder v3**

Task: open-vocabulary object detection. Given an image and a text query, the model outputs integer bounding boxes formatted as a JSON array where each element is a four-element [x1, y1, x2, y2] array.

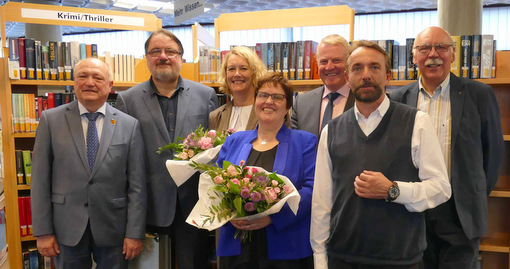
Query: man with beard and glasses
[[310, 41, 451, 269], [390, 27, 504, 269], [116, 29, 218, 269]]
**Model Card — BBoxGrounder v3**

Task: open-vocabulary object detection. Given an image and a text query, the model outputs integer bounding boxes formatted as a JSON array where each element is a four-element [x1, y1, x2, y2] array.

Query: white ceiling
[[2, 0, 510, 37]]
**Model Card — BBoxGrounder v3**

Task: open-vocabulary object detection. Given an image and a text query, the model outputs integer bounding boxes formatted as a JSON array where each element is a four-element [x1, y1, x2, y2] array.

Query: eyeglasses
[[256, 92, 286, 103], [414, 44, 453, 54], [147, 48, 182, 58]]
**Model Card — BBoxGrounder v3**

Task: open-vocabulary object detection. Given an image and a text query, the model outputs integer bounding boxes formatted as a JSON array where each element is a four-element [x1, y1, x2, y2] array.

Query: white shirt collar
[[354, 94, 390, 121], [78, 102, 107, 116]]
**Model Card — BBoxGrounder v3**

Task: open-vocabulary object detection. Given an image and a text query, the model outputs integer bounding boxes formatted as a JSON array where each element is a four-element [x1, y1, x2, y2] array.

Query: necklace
[[260, 137, 274, 145]]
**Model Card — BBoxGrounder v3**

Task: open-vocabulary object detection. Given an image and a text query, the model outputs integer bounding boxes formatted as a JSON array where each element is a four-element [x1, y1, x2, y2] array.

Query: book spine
[[480, 35, 494, 79], [22, 150, 32, 185], [460, 35, 472, 78], [405, 38, 416, 80], [471, 34, 481, 79], [18, 37, 27, 79], [8, 37, 20, 79], [58, 42, 65, 80], [18, 197, 27, 236], [49, 41, 59, 80], [392, 44, 399, 80], [451, 36, 461, 77], [35, 40, 43, 80], [16, 150, 25, 184], [304, 40, 311, 80]]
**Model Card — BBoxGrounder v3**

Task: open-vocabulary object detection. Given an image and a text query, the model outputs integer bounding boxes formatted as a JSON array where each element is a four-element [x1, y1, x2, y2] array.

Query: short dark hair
[[256, 72, 293, 110], [346, 40, 391, 74], [145, 29, 184, 56]]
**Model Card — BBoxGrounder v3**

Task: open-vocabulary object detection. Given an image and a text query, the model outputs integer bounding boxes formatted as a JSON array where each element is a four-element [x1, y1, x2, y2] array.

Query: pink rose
[[178, 151, 189, 160], [283, 185, 292, 194], [231, 178, 241, 186], [214, 176, 224, 184], [207, 130, 217, 139], [242, 177, 250, 185], [199, 137, 213, 150], [188, 149, 195, 158], [240, 160, 246, 166], [274, 187, 281, 194], [251, 167, 258, 174], [227, 165, 239, 177], [272, 180, 278, 187]]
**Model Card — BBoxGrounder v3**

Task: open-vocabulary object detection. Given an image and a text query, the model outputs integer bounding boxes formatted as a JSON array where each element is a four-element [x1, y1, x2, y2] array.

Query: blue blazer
[[216, 124, 317, 260], [389, 73, 504, 239]]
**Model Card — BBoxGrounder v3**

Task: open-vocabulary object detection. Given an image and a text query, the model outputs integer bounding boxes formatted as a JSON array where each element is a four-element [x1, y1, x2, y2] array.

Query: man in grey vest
[[310, 41, 451, 269]]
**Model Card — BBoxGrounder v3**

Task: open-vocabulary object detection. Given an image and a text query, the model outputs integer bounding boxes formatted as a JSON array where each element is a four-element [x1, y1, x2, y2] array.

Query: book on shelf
[[41, 45, 50, 80], [8, 37, 20, 79], [35, 40, 43, 80], [70, 41, 81, 79], [80, 43, 87, 59], [86, 44, 92, 58], [57, 41, 65, 80], [15, 150, 24, 184], [471, 34, 481, 79], [288, 42, 296, 80], [461, 35, 472, 78], [480, 35, 494, 79], [281, 42, 289, 79], [25, 38, 37, 80], [22, 150, 32, 185], [451, 36, 461, 77], [405, 38, 416, 80], [18, 37, 27, 79], [49, 41, 59, 80], [63, 41, 73, 80], [91, 44, 98, 57], [18, 196, 28, 237], [391, 44, 399, 80]]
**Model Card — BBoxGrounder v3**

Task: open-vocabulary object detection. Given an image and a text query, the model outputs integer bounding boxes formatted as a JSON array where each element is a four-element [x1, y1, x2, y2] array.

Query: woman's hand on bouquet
[[230, 216, 272, 230]]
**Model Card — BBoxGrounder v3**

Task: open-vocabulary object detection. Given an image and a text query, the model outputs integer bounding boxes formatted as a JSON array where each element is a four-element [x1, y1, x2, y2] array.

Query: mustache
[[425, 58, 444, 66]]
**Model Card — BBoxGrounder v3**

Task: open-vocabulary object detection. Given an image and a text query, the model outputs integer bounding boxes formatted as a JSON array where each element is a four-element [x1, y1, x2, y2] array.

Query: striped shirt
[[417, 74, 452, 178]]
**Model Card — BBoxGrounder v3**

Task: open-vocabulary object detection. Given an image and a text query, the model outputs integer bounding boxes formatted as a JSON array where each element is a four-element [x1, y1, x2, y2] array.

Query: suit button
[[84, 203, 88, 207]]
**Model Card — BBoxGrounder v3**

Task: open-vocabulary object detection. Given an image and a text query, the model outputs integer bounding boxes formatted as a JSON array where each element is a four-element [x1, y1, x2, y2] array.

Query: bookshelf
[[0, 2, 161, 269]]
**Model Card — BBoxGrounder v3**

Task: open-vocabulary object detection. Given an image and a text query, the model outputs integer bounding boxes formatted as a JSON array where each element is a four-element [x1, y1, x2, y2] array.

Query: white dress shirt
[[310, 96, 451, 269]]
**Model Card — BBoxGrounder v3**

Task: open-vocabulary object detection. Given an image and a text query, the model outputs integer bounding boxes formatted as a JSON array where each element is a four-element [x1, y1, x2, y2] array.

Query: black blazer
[[389, 73, 504, 239]]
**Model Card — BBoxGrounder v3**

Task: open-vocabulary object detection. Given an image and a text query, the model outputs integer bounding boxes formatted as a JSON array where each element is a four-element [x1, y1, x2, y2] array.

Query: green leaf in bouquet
[[268, 172, 284, 184], [228, 179, 241, 194], [156, 142, 183, 154], [222, 160, 232, 169], [233, 196, 243, 217]]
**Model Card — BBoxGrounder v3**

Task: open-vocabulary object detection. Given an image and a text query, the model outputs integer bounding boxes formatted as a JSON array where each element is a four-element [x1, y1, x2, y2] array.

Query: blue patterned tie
[[321, 92, 341, 132], [86, 112, 100, 171]]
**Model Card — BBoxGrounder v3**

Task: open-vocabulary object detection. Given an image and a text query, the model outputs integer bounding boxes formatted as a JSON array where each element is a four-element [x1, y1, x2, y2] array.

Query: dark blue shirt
[[150, 77, 183, 142]]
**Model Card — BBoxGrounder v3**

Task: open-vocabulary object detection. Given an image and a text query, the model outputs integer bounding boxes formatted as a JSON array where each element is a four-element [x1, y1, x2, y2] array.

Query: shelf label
[[21, 8, 145, 27], [174, 0, 204, 25]]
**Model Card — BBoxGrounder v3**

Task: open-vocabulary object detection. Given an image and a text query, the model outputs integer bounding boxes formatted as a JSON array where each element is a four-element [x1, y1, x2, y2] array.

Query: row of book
[[362, 34, 496, 80], [103, 51, 137, 82], [199, 40, 320, 83], [7, 37, 98, 81], [12, 92, 76, 133], [23, 247, 55, 269], [15, 150, 32, 185]]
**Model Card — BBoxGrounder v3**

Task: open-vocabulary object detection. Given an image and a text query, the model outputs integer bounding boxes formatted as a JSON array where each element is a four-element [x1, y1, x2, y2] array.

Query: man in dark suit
[[389, 26, 504, 269], [291, 34, 354, 137], [31, 58, 146, 269], [116, 29, 218, 269]]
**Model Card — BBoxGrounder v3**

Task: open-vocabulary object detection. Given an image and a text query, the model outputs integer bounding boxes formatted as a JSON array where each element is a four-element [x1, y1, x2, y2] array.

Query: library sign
[[174, 0, 205, 25], [21, 8, 145, 27]]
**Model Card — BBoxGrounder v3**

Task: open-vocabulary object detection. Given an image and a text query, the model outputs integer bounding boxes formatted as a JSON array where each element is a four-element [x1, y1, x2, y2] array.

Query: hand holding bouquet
[[186, 160, 301, 241], [159, 126, 235, 187]]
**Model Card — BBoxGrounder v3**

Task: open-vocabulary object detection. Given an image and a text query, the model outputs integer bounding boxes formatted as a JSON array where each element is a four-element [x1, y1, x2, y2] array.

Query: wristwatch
[[386, 181, 400, 202]]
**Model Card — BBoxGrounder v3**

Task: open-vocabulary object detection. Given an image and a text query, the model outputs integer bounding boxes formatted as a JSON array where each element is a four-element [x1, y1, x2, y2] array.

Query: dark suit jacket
[[208, 102, 258, 132], [31, 101, 146, 247], [216, 124, 317, 259], [389, 73, 504, 239], [116, 77, 219, 227], [291, 86, 354, 137]]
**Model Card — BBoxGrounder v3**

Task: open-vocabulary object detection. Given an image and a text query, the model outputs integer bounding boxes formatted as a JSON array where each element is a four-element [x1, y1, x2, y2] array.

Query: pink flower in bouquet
[[265, 187, 278, 201], [240, 188, 251, 199], [214, 176, 224, 184], [188, 149, 195, 158], [198, 137, 213, 150], [242, 177, 251, 185], [207, 130, 217, 139], [272, 180, 279, 187], [244, 202, 256, 212], [178, 151, 189, 160], [250, 192, 262, 202], [240, 160, 246, 166], [227, 165, 239, 177], [283, 185, 292, 194], [230, 178, 241, 186], [274, 187, 281, 194]]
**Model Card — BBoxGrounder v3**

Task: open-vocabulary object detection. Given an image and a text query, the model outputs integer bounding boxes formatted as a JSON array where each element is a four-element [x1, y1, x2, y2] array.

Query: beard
[[149, 60, 180, 82], [353, 81, 384, 103]]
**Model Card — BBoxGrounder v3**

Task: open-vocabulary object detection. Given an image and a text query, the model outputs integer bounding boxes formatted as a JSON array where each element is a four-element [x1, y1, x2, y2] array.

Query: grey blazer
[[389, 73, 504, 239], [31, 101, 146, 247], [116, 77, 219, 227], [291, 86, 355, 137]]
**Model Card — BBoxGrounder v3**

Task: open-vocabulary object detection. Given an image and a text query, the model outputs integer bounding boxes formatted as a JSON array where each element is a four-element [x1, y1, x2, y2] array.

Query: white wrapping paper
[[185, 166, 301, 231], [165, 145, 222, 187]]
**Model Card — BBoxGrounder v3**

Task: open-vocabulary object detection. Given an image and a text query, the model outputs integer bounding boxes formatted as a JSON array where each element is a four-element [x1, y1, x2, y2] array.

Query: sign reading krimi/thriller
[[174, 0, 204, 25], [21, 8, 145, 27]]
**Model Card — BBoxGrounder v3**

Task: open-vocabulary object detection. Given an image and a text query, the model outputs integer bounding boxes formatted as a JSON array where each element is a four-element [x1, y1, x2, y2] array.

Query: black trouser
[[423, 198, 480, 269]]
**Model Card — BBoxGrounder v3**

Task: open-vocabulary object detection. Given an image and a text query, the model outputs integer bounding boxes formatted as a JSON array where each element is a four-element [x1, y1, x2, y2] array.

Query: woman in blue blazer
[[216, 73, 317, 269]]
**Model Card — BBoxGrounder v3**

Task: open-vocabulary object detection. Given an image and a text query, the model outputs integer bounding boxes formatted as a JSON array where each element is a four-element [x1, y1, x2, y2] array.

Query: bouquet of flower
[[157, 125, 235, 160], [186, 160, 301, 241], [159, 126, 235, 187]]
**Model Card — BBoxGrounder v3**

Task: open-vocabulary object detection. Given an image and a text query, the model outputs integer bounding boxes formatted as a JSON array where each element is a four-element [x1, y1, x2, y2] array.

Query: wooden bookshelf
[[0, 3, 161, 269]]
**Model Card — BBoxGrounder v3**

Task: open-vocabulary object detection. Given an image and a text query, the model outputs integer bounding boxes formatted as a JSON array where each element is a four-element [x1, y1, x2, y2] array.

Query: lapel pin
[[111, 119, 117, 125]]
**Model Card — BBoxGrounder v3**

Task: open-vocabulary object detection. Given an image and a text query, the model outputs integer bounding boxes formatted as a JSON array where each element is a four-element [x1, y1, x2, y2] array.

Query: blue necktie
[[86, 113, 100, 171], [321, 92, 341, 132]]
